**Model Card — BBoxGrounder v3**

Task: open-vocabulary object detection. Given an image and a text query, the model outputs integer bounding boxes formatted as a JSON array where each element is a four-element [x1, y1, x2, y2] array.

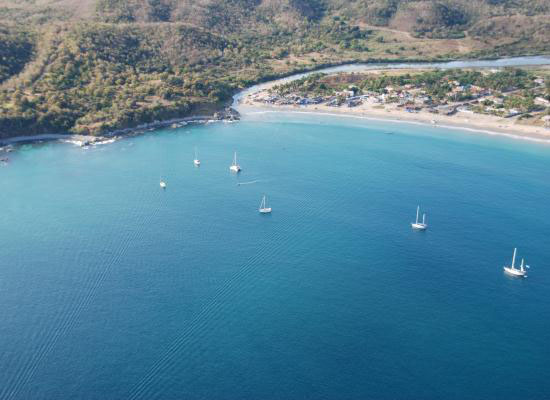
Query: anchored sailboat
[[259, 195, 272, 214], [411, 205, 427, 230], [229, 151, 241, 172], [503, 248, 529, 277], [194, 147, 201, 166], [160, 177, 167, 189]]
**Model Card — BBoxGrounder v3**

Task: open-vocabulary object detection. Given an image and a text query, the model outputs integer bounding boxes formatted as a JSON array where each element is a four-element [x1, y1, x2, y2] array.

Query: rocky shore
[[0, 107, 240, 149]]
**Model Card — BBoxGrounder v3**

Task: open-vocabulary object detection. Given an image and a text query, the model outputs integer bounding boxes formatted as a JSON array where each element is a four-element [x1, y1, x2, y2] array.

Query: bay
[[1, 112, 550, 399]]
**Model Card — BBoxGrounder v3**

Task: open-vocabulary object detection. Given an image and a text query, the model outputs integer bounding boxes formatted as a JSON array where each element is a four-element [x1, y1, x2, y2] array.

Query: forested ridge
[[0, 0, 549, 138]]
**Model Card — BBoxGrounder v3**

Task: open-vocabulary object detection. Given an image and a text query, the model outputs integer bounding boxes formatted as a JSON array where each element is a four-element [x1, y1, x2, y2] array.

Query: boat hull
[[259, 208, 272, 214], [503, 266, 526, 277], [411, 223, 427, 230], [230, 165, 241, 172]]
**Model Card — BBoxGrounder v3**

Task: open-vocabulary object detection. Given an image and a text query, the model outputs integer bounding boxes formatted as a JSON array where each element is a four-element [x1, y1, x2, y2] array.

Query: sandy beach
[[238, 78, 550, 144]]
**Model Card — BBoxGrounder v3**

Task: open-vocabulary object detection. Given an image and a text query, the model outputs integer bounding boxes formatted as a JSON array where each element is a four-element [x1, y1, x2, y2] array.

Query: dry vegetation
[[0, 0, 549, 138]]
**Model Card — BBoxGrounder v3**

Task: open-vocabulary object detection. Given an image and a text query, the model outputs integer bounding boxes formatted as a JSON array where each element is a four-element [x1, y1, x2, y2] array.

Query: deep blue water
[[1, 114, 550, 400]]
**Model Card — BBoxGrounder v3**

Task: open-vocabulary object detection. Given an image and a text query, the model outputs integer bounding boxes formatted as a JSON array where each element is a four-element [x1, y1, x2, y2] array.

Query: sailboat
[[229, 151, 241, 172], [193, 147, 201, 166], [259, 195, 272, 214], [160, 177, 167, 189], [411, 205, 427, 230], [503, 248, 529, 277]]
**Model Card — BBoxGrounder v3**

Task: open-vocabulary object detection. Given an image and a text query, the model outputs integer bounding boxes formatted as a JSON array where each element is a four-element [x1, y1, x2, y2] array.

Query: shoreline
[[237, 80, 550, 145], [2, 56, 550, 149], [242, 106, 550, 144], [0, 113, 237, 148]]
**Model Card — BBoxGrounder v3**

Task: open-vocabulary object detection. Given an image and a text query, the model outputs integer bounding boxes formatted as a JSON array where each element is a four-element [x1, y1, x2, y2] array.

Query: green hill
[[0, 25, 35, 83], [1, 0, 549, 138]]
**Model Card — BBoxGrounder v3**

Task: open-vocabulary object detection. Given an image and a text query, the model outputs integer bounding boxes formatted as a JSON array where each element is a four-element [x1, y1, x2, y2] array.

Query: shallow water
[[1, 114, 550, 399]]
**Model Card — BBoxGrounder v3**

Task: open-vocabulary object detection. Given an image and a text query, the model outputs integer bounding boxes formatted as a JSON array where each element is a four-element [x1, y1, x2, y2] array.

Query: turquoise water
[[1, 114, 550, 399]]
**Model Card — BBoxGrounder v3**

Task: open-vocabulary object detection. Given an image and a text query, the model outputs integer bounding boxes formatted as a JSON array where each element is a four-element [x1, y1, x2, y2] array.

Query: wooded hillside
[[0, 0, 548, 138]]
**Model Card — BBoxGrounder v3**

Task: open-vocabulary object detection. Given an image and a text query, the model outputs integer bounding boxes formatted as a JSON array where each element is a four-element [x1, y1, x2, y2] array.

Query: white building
[[535, 97, 550, 106]]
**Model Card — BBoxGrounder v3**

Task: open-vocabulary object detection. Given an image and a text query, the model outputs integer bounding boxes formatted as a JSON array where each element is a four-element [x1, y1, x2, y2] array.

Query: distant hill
[[1, 0, 549, 138]]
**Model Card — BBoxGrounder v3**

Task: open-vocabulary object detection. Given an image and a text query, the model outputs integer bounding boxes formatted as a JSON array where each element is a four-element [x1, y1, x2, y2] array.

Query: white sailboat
[[259, 195, 272, 214], [411, 205, 427, 230], [193, 147, 201, 166], [229, 151, 241, 172], [503, 248, 529, 277], [160, 177, 167, 189]]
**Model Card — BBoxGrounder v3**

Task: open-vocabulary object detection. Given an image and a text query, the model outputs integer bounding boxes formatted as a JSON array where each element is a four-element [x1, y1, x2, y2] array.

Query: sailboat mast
[[416, 206, 420, 224], [512, 248, 517, 269], [422, 213, 426, 224]]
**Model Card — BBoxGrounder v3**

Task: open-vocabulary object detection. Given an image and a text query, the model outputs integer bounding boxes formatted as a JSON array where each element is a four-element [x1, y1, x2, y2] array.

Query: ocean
[[1, 113, 549, 399]]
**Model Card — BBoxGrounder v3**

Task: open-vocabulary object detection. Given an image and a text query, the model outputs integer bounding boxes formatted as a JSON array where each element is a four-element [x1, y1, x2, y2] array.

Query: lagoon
[[1, 112, 550, 399]]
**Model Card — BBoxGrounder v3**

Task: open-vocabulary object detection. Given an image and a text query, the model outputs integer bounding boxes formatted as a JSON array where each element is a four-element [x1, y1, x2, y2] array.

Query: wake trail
[[126, 215, 296, 399], [3, 184, 162, 400], [127, 200, 314, 400], [236, 180, 263, 186]]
